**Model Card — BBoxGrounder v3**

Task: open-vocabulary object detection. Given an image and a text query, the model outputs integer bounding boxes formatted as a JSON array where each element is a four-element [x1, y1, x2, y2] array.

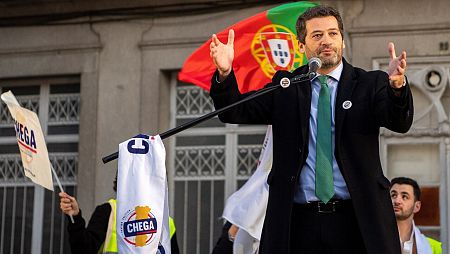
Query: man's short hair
[[295, 5, 344, 43], [390, 177, 421, 201]]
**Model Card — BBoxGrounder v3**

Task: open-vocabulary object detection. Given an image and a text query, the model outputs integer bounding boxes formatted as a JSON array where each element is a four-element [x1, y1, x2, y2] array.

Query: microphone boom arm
[[102, 75, 313, 164]]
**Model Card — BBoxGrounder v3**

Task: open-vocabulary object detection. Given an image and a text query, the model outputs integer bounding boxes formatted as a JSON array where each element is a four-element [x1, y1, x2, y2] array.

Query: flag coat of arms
[[178, 2, 316, 93]]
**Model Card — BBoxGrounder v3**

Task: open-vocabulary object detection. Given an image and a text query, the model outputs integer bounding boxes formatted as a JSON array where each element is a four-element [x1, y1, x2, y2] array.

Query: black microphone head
[[308, 57, 322, 73]]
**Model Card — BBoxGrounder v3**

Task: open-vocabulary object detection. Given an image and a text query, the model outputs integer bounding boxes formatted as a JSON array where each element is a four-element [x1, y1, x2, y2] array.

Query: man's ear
[[299, 42, 306, 54], [343, 40, 346, 49], [413, 200, 421, 214]]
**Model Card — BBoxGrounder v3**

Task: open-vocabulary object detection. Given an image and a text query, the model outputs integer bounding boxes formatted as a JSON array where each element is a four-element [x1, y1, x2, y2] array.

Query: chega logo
[[14, 119, 37, 151], [120, 206, 158, 247], [14, 113, 38, 164]]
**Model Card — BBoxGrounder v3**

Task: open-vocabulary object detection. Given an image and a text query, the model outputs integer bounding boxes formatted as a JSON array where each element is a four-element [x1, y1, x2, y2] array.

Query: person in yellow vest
[[59, 177, 179, 254], [390, 177, 442, 254]]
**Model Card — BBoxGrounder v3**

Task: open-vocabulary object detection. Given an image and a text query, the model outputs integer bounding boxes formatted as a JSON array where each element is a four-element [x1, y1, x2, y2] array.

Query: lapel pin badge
[[280, 77, 290, 88], [342, 100, 352, 109]]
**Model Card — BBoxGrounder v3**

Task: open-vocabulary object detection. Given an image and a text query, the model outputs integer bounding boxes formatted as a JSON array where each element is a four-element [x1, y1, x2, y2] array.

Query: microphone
[[280, 57, 322, 88], [308, 57, 322, 75]]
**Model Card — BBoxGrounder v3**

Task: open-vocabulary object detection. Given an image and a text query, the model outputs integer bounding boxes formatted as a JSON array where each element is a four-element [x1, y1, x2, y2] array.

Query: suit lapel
[[335, 59, 357, 144], [295, 66, 311, 141]]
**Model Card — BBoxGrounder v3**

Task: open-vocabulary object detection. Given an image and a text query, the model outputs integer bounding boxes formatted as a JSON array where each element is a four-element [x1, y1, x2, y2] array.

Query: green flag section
[[178, 1, 317, 93]]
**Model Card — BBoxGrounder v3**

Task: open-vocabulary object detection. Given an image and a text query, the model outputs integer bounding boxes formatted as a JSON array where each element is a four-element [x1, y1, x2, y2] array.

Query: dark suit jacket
[[211, 221, 233, 254], [210, 59, 414, 254]]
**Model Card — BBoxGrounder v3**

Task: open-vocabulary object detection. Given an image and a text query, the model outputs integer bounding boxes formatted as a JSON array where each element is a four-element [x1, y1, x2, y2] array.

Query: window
[[0, 76, 80, 254], [169, 75, 267, 254]]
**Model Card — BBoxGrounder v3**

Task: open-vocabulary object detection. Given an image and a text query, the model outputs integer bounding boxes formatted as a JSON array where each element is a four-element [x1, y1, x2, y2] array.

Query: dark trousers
[[290, 201, 367, 254]]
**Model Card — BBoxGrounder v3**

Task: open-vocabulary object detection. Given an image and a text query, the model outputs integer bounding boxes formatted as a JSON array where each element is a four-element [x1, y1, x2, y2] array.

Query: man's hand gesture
[[387, 42, 407, 89], [210, 29, 235, 81]]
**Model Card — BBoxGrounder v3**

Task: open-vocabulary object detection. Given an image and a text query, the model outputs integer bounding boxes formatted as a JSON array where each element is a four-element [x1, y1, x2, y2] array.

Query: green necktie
[[315, 75, 334, 204]]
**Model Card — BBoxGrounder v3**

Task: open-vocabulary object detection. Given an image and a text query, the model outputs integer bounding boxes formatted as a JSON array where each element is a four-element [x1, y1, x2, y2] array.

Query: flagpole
[[51, 164, 75, 223], [102, 74, 312, 164]]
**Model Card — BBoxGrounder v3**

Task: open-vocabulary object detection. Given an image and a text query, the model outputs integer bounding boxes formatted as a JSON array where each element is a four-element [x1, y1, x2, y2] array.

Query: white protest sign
[[1, 91, 54, 191]]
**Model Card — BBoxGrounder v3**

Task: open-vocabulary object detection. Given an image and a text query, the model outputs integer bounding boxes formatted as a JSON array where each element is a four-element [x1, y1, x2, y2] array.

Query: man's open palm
[[387, 42, 407, 88], [210, 29, 235, 79]]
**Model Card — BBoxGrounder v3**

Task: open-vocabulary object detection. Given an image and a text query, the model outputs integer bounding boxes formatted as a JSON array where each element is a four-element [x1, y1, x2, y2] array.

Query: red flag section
[[178, 2, 317, 93]]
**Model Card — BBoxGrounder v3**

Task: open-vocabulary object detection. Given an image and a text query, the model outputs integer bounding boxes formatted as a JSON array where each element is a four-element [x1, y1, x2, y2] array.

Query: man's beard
[[321, 53, 340, 69], [395, 205, 414, 221], [307, 45, 342, 69]]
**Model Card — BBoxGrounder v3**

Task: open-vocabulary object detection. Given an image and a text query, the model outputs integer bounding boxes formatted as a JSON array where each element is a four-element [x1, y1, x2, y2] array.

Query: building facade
[[0, 0, 449, 253]]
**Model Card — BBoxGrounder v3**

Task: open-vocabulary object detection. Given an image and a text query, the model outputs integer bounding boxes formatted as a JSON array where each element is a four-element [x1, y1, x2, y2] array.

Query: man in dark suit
[[209, 5, 413, 254]]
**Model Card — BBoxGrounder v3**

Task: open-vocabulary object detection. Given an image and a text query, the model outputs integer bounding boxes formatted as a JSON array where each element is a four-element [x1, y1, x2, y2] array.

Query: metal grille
[[173, 141, 227, 254], [0, 155, 27, 184], [0, 185, 34, 254], [171, 79, 266, 254], [237, 145, 262, 178], [0, 153, 77, 254], [48, 94, 80, 125], [49, 153, 78, 182], [0, 153, 77, 183], [0, 96, 39, 127], [175, 146, 226, 177], [176, 86, 214, 118], [41, 181, 76, 254]]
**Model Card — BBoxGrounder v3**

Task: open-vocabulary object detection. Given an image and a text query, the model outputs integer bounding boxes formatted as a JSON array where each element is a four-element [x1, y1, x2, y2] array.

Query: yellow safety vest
[[100, 199, 118, 254], [99, 199, 176, 253], [427, 237, 442, 254]]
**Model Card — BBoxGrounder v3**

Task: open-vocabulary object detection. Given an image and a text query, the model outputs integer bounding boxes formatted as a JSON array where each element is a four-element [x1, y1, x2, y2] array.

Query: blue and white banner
[[117, 135, 171, 254], [222, 126, 273, 253]]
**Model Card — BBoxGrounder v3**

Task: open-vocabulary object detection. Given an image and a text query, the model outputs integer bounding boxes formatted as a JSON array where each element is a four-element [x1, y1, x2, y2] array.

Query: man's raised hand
[[210, 29, 235, 81], [387, 42, 407, 89]]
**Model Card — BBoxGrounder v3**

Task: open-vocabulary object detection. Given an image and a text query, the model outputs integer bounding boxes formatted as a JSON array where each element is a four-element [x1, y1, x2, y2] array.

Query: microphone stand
[[102, 73, 314, 164]]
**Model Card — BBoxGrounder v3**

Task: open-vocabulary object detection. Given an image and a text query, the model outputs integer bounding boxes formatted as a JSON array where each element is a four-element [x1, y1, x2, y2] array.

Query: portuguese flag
[[178, 1, 317, 93]]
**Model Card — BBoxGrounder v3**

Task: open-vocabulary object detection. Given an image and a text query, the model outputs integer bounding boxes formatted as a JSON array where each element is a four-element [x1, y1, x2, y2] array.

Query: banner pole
[[51, 164, 75, 223]]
